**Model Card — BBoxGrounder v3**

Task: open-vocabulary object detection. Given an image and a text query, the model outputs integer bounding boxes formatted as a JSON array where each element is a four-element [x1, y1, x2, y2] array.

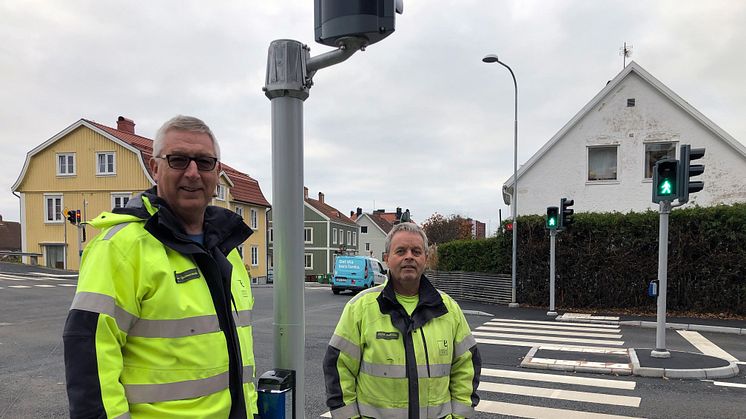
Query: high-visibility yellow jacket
[[63, 189, 257, 418], [323, 276, 481, 418]]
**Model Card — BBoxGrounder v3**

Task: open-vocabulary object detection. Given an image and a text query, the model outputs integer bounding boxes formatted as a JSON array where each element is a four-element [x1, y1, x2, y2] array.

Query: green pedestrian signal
[[652, 159, 679, 203], [546, 206, 559, 230]]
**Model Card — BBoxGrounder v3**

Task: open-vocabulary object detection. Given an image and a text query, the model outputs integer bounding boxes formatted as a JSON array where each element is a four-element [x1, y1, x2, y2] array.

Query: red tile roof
[[305, 197, 356, 226], [85, 119, 270, 207]]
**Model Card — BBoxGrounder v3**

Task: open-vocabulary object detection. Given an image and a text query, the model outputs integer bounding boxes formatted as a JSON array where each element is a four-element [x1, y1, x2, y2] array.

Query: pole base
[[508, 302, 520, 308], [547, 311, 558, 317], [650, 349, 671, 359]]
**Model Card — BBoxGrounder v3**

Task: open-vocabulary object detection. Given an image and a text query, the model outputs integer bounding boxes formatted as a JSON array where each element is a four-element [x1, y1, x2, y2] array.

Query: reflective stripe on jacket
[[323, 275, 481, 418], [63, 189, 257, 418]]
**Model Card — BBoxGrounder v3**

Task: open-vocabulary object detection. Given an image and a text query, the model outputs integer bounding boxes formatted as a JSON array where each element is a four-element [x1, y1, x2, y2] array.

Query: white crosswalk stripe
[[0, 271, 77, 290], [476, 317, 624, 350]]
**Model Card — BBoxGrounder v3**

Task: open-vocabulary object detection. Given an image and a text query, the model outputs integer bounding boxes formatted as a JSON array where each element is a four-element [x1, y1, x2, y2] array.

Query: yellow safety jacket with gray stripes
[[323, 276, 481, 418], [63, 189, 257, 418]]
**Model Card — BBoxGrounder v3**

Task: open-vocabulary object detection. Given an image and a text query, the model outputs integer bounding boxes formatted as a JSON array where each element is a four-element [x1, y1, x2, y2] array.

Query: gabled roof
[[502, 61, 746, 199], [305, 196, 356, 226], [13, 118, 270, 208], [355, 210, 415, 235]]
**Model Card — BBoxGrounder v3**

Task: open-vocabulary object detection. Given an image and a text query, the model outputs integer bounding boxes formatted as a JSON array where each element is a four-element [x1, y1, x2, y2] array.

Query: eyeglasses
[[156, 155, 218, 171]]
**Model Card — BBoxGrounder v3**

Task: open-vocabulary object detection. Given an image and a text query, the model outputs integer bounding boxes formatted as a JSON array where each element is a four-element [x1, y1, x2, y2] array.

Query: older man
[[63, 115, 257, 418], [323, 222, 481, 418]]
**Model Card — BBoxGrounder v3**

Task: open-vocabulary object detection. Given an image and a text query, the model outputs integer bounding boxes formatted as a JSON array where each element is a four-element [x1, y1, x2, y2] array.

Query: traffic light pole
[[651, 201, 672, 358], [547, 228, 558, 317]]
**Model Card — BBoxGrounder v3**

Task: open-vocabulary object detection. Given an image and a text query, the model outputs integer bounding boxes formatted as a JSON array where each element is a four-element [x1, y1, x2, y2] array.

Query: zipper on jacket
[[420, 327, 431, 377]]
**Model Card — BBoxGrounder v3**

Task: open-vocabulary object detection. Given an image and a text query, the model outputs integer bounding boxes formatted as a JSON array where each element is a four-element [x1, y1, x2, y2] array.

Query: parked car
[[331, 256, 387, 295]]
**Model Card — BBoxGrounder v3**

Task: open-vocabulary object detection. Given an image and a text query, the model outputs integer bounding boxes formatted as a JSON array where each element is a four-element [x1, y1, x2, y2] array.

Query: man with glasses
[[63, 115, 258, 418]]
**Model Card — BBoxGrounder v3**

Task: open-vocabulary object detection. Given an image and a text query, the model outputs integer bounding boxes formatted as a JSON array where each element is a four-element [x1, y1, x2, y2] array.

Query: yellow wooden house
[[12, 116, 271, 281]]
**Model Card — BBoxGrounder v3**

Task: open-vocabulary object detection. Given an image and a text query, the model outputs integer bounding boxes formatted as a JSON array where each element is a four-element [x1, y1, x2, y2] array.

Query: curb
[[520, 346, 633, 376], [629, 348, 740, 379], [619, 320, 746, 336]]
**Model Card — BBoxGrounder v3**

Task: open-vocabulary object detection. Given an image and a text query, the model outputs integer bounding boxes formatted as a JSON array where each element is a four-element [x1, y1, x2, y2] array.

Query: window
[[111, 193, 131, 209], [644, 142, 676, 179], [304, 253, 313, 270], [216, 184, 226, 200], [250, 209, 258, 229], [268, 228, 273, 243], [587, 146, 618, 181], [332, 228, 337, 244], [235, 206, 244, 217], [627, 98, 636, 107], [96, 152, 116, 175], [361, 226, 368, 234], [237, 244, 244, 258], [57, 153, 75, 176], [45, 195, 63, 223], [251, 246, 259, 266], [304, 227, 313, 243], [353, 232, 357, 246], [338, 229, 344, 244], [346, 231, 351, 245], [365, 242, 370, 251]]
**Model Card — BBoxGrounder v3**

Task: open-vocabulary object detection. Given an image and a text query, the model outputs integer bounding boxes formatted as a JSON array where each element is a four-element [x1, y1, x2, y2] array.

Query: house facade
[[267, 188, 358, 278], [351, 207, 410, 266], [503, 61, 746, 215], [12, 116, 271, 280]]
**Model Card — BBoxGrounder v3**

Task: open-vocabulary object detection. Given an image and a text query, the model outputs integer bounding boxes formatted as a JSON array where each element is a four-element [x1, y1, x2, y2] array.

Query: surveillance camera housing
[[314, 0, 403, 48]]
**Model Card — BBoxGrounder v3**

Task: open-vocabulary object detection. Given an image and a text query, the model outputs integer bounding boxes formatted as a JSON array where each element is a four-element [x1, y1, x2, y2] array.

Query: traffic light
[[546, 206, 559, 229], [559, 198, 574, 229], [678, 144, 705, 204], [67, 210, 77, 225], [76, 209, 82, 225], [652, 159, 679, 203]]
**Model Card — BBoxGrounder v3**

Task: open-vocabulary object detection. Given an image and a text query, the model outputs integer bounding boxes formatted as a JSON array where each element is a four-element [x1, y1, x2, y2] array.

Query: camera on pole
[[678, 144, 705, 204], [559, 198, 574, 230], [546, 206, 559, 230], [651, 159, 679, 203]]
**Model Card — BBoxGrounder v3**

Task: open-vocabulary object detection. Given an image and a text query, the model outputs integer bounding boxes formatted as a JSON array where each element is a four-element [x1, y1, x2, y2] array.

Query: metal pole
[[651, 201, 671, 358], [547, 229, 558, 317], [506, 63, 519, 308]]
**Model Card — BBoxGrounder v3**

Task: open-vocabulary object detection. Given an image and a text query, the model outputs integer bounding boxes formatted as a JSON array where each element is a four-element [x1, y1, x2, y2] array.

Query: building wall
[[356, 216, 388, 264], [516, 72, 746, 216]]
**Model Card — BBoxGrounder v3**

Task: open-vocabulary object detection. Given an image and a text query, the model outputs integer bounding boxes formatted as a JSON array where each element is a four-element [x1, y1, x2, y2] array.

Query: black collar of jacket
[[377, 274, 448, 333], [114, 187, 253, 255]]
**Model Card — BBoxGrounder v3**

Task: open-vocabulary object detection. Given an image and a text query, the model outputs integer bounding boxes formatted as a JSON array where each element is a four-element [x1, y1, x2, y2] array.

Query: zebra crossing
[[0, 271, 78, 290], [470, 316, 644, 417]]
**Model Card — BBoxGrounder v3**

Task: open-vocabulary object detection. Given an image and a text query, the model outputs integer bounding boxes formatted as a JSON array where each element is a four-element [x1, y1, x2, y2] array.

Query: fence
[[426, 270, 512, 305]]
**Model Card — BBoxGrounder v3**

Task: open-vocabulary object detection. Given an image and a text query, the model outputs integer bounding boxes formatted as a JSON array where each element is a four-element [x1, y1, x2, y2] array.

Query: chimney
[[396, 207, 402, 219], [375, 209, 385, 213], [356, 207, 362, 216], [303, 187, 309, 199], [350, 210, 355, 218], [318, 192, 324, 204], [117, 116, 135, 134]]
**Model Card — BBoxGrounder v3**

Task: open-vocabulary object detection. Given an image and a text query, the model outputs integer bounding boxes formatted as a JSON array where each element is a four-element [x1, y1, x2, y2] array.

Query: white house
[[351, 207, 410, 267], [503, 61, 746, 215]]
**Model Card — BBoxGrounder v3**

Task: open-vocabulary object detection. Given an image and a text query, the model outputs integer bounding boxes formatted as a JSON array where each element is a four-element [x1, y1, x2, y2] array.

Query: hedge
[[437, 203, 746, 314]]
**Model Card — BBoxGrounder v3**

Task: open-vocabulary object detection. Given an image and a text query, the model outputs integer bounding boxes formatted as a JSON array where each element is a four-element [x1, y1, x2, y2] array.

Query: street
[[1, 264, 745, 418]]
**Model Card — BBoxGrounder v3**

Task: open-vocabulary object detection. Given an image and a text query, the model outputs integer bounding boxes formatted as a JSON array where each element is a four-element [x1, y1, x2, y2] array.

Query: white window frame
[[304, 253, 313, 270], [237, 244, 244, 258], [332, 228, 337, 245], [269, 228, 273, 243], [96, 152, 116, 175], [587, 145, 619, 182], [353, 232, 357, 246], [643, 141, 677, 180], [250, 208, 258, 229], [365, 242, 370, 251], [346, 231, 352, 245], [251, 245, 259, 266], [44, 194, 63, 223], [304, 227, 313, 243], [111, 193, 131, 209], [215, 184, 226, 201], [235, 206, 244, 217], [56, 153, 76, 176], [338, 229, 344, 244]]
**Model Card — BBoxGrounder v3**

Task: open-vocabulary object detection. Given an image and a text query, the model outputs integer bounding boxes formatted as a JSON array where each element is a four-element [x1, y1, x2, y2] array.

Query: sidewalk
[[458, 299, 743, 379]]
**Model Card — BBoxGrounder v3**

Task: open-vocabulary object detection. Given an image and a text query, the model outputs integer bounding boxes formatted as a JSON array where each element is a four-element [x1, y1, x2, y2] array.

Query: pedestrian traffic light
[[678, 144, 705, 204], [652, 159, 679, 203], [67, 210, 77, 225], [546, 206, 559, 229], [559, 198, 574, 229], [76, 209, 82, 225]]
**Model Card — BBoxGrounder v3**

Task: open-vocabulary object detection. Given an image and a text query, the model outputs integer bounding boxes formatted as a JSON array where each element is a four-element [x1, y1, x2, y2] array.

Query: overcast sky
[[2, 1, 745, 234]]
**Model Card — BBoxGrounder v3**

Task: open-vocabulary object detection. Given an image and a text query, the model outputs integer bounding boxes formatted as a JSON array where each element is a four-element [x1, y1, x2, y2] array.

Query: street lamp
[[483, 53, 519, 308]]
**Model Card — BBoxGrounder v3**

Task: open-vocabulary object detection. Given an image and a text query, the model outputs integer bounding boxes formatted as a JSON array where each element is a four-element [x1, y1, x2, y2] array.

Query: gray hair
[[384, 222, 429, 254], [153, 115, 221, 159]]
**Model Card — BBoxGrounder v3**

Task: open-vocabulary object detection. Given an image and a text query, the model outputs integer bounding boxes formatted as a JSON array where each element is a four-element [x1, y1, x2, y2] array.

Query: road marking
[[58, 284, 77, 287], [485, 320, 620, 334], [0, 275, 28, 281], [487, 318, 619, 328], [479, 381, 641, 407], [320, 412, 331, 418], [477, 325, 622, 339], [8, 285, 31, 288], [34, 284, 55, 288], [677, 330, 739, 362], [29, 272, 78, 278], [473, 330, 624, 346], [712, 381, 746, 389], [475, 338, 624, 352], [476, 400, 643, 418], [482, 367, 636, 390]]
